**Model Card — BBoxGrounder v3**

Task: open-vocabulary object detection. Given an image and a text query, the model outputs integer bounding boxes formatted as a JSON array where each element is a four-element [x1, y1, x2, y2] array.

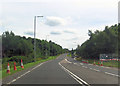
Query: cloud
[[50, 31, 61, 35], [45, 16, 67, 26], [24, 31, 33, 36], [63, 28, 77, 34], [63, 30, 75, 34]]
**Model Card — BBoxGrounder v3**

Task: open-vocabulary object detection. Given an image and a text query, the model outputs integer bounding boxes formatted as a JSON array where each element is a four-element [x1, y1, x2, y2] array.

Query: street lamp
[[34, 16, 43, 62]]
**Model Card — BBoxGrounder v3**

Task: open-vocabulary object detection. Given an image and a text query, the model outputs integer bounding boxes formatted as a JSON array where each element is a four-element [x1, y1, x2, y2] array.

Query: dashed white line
[[90, 68, 93, 70], [82, 66, 86, 68], [105, 72, 120, 77], [84, 66, 88, 68], [80, 63, 83, 65], [82, 66, 88, 68], [74, 63, 77, 65], [93, 69, 100, 72]]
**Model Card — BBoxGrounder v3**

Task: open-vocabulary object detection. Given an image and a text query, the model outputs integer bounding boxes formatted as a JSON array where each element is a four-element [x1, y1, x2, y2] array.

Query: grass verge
[[67, 53, 71, 57], [76, 57, 119, 68], [1, 55, 58, 79]]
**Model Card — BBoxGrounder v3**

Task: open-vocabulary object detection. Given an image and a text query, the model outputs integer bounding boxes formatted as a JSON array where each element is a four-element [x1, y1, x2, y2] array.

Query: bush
[[2, 57, 11, 64]]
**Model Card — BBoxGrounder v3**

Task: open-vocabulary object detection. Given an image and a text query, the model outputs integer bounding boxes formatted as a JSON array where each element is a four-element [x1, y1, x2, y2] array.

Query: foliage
[[76, 24, 119, 59], [2, 31, 67, 63]]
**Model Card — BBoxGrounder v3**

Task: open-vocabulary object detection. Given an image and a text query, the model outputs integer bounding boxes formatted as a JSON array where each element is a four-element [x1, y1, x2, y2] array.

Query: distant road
[[3, 54, 119, 85]]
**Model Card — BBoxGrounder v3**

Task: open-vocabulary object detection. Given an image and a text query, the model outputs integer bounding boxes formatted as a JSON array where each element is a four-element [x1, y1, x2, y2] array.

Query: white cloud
[[63, 28, 77, 34], [45, 16, 67, 26]]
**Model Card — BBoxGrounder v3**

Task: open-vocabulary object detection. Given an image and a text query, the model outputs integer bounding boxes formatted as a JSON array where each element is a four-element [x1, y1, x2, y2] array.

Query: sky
[[0, 0, 119, 50]]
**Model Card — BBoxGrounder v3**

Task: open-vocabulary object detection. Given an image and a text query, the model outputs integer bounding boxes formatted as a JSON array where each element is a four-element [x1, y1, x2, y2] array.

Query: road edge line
[[7, 62, 45, 84], [59, 62, 90, 86]]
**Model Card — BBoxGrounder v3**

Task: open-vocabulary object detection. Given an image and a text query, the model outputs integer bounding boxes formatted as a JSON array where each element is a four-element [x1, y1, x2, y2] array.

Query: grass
[[67, 53, 71, 57], [76, 57, 119, 68], [1, 55, 58, 79]]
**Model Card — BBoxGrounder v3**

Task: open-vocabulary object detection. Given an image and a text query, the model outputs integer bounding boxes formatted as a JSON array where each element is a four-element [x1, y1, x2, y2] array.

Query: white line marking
[[69, 73, 83, 84], [65, 59, 72, 63], [84, 66, 88, 68], [93, 69, 100, 72], [101, 66, 111, 69], [11, 79, 16, 82], [16, 77, 20, 79], [7, 62, 45, 84], [90, 68, 93, 70], [74, 58, 76, 60], [74, 63, 77, 65], [80, 63, 83, 65], [82, 66, 87, 68], [105, 72, 120, 77], [59, 62, 90, 85]]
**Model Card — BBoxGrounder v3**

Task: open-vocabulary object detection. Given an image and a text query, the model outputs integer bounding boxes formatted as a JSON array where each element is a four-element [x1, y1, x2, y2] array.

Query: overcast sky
[[0, 0, 119, 50]]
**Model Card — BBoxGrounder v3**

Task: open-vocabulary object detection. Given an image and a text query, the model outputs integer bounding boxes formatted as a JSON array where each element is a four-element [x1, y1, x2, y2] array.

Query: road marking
[[84, 66, 88, 68], [69, 73, 83, 84], [59, 62, 90, 86], [80, 63, 83, 65], [74, 63, 77, 65], [82, 66, 88, 68], [92, 69, 100, 72], [74, 58, 76, 60], [90, 68, 93, 70], [101, 66, 110, 69], [105, 72, 120, 77], [7, 62, 45, 84], [65, 59, 72, 63]]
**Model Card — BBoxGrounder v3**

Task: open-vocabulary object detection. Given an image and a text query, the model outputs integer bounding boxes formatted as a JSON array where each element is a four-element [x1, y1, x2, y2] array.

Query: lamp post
[[34, 16, 43, 62]]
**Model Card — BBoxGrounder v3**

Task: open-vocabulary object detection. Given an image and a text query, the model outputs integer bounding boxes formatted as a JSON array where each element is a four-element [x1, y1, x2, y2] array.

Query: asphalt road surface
[[3, 54, 119, 85]]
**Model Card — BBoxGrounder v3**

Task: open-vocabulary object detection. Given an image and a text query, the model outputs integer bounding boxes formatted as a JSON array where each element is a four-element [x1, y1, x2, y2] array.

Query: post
[[34, 16, 36, 62], [34, 16, 43, 62]]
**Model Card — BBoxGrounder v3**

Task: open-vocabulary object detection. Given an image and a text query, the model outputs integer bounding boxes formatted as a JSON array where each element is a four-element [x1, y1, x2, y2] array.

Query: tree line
[[76, 24, 119, 59], [2, 31, 68, 63]]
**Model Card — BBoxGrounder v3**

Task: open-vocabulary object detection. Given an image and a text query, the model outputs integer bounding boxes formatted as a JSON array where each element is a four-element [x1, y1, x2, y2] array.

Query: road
[[3, 54, 119, 85]]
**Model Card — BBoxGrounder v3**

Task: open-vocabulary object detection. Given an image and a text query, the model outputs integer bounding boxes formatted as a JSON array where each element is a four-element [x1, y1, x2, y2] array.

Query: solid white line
[[59, 62, 90, 85], [11, 79, 16, 82], [69, 73, 83, 84], [7, 62, 45, 84], [74, 58, 76, 60], [105, 72, 120, 77], [65, 59, 72, 63]]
